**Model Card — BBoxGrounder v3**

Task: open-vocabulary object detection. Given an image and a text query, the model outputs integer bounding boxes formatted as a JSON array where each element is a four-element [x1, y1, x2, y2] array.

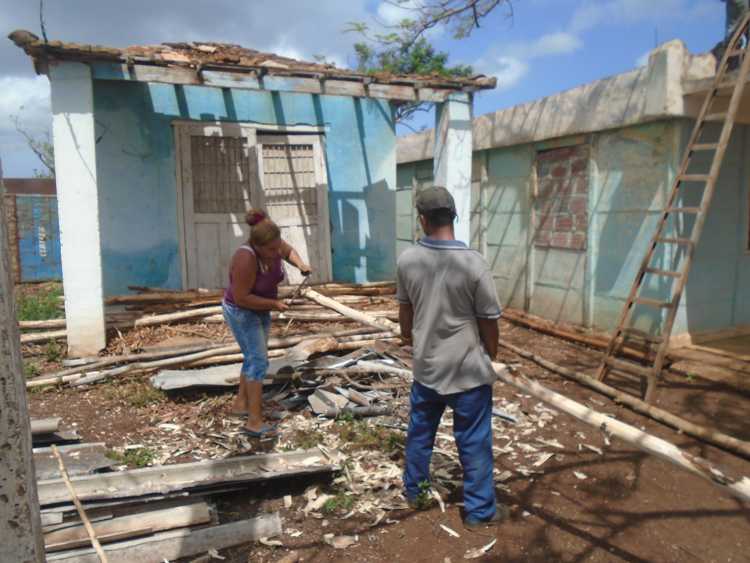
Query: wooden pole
[[491, 363, 750, 504], [0, 165, 45, 562], [498, 340, 750, 459], [50, 445, 109, 562], [303, 288, 399, 333]]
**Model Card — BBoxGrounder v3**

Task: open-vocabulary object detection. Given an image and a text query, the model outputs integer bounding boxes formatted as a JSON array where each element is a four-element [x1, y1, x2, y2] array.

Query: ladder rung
[[620, 327, 664, 344], [678, 174, 710, 183], [666, 207, 702, 214], [644, 267, 682, 278], [656, 237, 694, 245], [704, 112, 727, 121], [727, 49, 744, 58], [603, 357, 653, 378], [633, 297, 673, 309], [691, 143, 718, 151]]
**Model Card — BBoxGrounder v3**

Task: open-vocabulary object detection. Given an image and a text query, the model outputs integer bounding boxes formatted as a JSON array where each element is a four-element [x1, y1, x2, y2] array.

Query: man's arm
[[477, 318, 499, 360], [399, 303, 414, 346]]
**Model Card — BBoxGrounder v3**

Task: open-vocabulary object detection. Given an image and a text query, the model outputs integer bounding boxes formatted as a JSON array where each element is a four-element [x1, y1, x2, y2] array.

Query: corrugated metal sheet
[[15, 195, 62, 282]]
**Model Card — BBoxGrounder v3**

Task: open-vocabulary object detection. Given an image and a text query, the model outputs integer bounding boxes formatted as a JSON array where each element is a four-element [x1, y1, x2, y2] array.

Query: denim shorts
[[222, 301, 271, 381]]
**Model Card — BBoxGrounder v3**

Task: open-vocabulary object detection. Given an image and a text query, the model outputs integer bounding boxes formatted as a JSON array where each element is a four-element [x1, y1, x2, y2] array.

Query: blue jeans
[[404, 382, 496, 521], [222, 301, 271, 381]]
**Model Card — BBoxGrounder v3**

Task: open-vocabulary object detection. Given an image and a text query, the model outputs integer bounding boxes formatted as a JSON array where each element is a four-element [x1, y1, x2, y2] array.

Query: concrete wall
[[679, 122, 750, 335], [91, 72, 396, 296], [396, 118, 750, 336]]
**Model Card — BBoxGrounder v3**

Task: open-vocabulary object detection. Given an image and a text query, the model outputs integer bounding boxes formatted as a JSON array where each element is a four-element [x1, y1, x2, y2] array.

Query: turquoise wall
[[678, 122, 750, 334], [397, 118, 750, 335], [91, 71, 396, 296]]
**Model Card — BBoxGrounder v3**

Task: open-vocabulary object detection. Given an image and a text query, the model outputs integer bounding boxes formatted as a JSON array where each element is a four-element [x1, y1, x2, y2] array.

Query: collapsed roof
[[9, 30, 496, 94]]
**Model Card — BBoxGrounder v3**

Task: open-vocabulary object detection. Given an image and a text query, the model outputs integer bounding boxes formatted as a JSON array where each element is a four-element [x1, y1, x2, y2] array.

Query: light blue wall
[[679, 122, 750, 334], [590, 122, 678, 334], [91, 71, 396, 296], [397, 118, 750, 335]]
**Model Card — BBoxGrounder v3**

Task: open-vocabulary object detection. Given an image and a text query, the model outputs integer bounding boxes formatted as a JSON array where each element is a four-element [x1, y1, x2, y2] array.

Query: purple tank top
[[224, 245, 285, 305]]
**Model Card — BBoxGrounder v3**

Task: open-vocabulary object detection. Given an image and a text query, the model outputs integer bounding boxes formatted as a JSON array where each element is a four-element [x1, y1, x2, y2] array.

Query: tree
[[0, 156, 45, 562], [11, 114, 55, 178], [353, 37, 473, 125], [347, 1, 513, 126], [350, 0, 514, 48]]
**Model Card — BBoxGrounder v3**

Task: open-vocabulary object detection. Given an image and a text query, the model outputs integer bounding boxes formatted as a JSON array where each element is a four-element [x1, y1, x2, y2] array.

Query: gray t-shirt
[[396, 238, 502, 395]]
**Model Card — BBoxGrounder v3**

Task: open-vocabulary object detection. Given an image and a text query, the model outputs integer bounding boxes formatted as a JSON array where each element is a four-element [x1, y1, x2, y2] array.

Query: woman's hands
[[299, 264, 312, 276], [273, 300, 290, 312]]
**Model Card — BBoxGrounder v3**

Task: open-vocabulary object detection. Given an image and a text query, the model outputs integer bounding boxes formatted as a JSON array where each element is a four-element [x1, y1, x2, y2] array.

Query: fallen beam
[[498, 340, 750, 459], [37, 449, 337, 506], [303, 289, 399, 333], [491, 363, 750, 504], [44, 502, 212, 551], [46, 513, 282, 563], [31, 417, 62, 435]]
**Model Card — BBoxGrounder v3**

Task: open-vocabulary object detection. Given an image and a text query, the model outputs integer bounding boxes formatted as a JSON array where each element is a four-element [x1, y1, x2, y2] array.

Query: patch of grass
[[106, 447, 156, 468], [44, 341, 63, 363], [102, 381, 166, 408], [286, 429, 326, 450], [16, 284, 63, 321], [322, 492, 355, 515], [335, 419, 405, 454], [412, 480, 434, 510], [23, 361, 41, 379]]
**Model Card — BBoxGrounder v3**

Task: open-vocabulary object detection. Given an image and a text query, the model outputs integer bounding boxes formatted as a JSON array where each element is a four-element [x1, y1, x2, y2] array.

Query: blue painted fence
[[15, 195, 62, 282]]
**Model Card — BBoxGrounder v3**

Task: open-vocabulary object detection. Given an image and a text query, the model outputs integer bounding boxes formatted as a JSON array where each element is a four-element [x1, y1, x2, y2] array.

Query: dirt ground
[[27, 318, 750, 563]]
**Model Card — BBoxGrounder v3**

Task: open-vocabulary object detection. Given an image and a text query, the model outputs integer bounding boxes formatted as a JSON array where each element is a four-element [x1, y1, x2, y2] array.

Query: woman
[[223, 209, 311, 437]]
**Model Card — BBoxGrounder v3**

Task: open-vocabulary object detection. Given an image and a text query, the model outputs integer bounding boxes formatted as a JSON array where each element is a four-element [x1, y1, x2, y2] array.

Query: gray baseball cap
[[415, 186, 457, 215]]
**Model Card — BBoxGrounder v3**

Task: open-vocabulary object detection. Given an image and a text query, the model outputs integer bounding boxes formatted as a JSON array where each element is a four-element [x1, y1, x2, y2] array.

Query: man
[[725, 0, 750, 39], [397, 186, 507, 528], [715, 1, 750, 66]]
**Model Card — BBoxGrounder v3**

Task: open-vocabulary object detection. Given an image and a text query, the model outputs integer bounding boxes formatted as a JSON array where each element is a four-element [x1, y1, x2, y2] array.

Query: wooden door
[[256, 134, 332, 285], [176, 123, 258, 289]]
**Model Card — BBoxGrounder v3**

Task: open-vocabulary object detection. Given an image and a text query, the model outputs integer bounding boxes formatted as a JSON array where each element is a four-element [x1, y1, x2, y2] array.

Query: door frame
[[255, 133, 333, 283], [173, 121, 331, 289]]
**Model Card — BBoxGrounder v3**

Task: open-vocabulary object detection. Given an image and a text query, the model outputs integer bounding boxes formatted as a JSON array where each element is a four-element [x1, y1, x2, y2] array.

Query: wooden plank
[[417, 88, 454, 102], [303, 289, 399, 333], [367, 83, 416, 101], [51, 445, 109, 562], [46, 528, 153, 553], [44, 503, 211, 550], [201, 70, 260, 89], [37, 449, 337, 506], [492, 362, 750, 502], [262, 75, 322, 95], [46, 513, 282, 563], [322, 79, 366, 97]]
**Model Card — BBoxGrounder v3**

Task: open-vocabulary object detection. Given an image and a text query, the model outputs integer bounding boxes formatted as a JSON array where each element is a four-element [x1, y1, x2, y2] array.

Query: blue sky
[[0, 0, 728, 176]]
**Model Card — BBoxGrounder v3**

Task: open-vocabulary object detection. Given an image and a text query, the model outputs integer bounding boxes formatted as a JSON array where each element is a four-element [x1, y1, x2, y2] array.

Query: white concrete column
[[433, 93, 473, 244], [49, 62, 106, 356]]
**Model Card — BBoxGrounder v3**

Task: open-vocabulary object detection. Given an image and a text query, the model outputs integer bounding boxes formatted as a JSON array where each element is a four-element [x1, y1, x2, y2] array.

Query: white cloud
[[0, 75, 51, 137], [377, 0, 418, 25], [524, 32, 583, 59], [375, 1, 444, 40], [569, 0, 709, 34], [476, 32, 581, 91], [480, 56, 529, 91]]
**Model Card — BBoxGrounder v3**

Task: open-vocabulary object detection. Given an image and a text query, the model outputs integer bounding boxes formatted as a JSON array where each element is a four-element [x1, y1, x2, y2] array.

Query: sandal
[[240, 424, 278, 438]]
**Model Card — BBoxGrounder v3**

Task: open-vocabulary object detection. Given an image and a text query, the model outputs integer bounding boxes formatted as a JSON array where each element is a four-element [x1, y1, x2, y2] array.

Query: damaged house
[[397, 40, 750, 350], [10, 31, 495, 355]]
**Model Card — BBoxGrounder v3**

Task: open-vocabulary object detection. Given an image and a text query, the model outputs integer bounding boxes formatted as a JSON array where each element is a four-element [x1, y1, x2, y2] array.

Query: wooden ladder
[[595, 14, 750, 403]]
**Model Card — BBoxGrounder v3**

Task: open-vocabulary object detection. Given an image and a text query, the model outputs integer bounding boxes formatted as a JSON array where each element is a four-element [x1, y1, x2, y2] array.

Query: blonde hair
[[245, 208, 281, 247]]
